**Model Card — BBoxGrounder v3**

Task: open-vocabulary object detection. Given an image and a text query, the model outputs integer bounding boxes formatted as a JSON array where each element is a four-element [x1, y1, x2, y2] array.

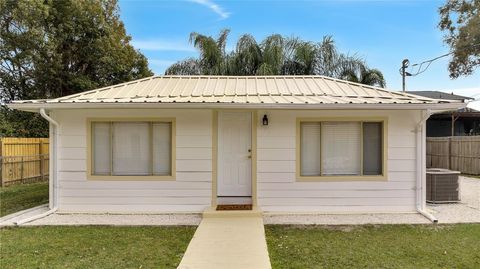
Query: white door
[[217, 111, 252, 197]]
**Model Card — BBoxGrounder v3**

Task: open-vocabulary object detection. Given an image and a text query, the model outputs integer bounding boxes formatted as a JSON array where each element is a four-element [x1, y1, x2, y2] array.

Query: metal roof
[[10, 76, 465, 110]]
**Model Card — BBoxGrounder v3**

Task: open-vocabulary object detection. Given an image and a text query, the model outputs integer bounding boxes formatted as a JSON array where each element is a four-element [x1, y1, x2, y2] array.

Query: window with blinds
[[91, 121, 172, 177], [300, 121, 383, 177]]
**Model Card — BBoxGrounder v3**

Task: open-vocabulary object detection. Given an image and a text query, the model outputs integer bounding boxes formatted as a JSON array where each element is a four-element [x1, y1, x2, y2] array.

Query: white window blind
[[300, 122, 321, 176], [152, 123, 172, 175], [91, 121, 172, 177], [321, 122, 361, 176], [112, 122, 150, 175], [92, 123, 111, 175]]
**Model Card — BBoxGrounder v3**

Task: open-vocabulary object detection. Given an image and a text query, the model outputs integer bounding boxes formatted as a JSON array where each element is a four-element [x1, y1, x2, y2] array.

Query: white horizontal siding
[[257, 136, 295, 149], [260, 205, 416, 213], [177, 148, 212, 160], [58, 204, 207, 213], [258, 149, 295, 161], [177, 136, 211, 148], [58, 171, 212, 182], [52, 108, 422, 214], [58, 148, 86, 160], [256, 110, 421, 212], [61, 189, 211, 197], [260, 190, 415, 198], [177, 160, 212, 172], [258, 171, 416, 183], [54, 109, 213, 213], [258, 197, 414, 206], [60, 180, 211, 190], [258, 161, 295, 173], [59, 159, 86, 172], [388, 147, 416, 160], [259, 181, 415, 190], [61, 197, 211, 205], [60, 135, 86, 148]]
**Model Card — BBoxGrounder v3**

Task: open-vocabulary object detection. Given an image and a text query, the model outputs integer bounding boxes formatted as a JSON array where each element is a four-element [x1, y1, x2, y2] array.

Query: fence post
[[0, 140, 3, 187], [0, 157, 3, 187], [40, 154, 44, 181], [447, 137, 451, 170], [20, 156, 24, 182], [39, 140, 44, 181]]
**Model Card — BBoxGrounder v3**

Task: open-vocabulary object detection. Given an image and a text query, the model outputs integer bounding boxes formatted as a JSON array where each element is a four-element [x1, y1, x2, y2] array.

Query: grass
[[266, 224, 480, 269], [0, 181, 49, 217], [462, 174, 480, 179], [0, 226, 196, 269]]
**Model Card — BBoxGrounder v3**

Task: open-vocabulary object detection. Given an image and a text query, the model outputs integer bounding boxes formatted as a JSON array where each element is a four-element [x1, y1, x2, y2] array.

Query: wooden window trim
[[296, 117, 388, 182], [86, 117, 176, 181]]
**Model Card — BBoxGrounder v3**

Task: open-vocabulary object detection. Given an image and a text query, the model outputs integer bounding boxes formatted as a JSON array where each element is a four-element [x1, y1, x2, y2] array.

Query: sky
[[118, 0, 479, 99]]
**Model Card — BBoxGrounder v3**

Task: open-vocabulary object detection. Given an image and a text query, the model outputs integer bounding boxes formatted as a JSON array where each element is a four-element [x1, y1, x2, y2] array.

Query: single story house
[[9, 76, 464, 218]]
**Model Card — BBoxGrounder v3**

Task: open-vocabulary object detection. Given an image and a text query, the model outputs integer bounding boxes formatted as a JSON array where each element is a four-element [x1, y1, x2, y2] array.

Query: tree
[[0, 0, 153, 137], [340, 66, 386, 88], [166, 30, 386, 88], [439, 0, 480, 78]]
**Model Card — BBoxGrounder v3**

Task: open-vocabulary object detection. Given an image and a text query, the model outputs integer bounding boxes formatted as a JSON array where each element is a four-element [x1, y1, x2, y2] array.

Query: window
[[89, 120, 174, 178], [299, 120, 385, 179]]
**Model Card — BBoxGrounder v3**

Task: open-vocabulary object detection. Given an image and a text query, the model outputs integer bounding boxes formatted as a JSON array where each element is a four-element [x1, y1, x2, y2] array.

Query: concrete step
[[203, 206, 263, 218]]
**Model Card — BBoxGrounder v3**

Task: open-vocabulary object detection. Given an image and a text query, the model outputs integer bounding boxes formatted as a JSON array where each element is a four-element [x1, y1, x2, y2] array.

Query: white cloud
[[187, 0, 230, 19], [132, 39, 195, 52]]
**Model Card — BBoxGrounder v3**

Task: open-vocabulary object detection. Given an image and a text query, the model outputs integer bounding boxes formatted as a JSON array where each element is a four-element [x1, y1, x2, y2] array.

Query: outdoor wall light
[[262, 114, 269, 126]]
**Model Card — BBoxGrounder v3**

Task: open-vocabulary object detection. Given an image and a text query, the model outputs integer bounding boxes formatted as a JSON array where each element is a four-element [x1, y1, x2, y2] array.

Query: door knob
[[248, 149, 251, 152], [248, 155, 252, 159]]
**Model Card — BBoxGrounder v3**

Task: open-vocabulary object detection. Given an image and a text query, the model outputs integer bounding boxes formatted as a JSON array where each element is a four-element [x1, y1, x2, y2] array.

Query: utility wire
[[399, 43, 480, 77]]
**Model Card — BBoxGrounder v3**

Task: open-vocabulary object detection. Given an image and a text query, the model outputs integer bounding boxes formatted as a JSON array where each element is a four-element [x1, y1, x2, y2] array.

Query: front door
[[217, 111, 252, 197]]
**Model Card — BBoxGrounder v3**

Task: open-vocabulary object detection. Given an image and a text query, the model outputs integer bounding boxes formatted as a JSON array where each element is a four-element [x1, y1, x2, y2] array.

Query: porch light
[[262, 114, 269, 126]]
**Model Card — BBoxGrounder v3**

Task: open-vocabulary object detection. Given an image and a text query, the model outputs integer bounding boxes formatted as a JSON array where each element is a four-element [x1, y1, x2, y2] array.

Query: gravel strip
[[263, 213, 430, 225], [23, 213, 202, 226], [427, 176, 480, 223]]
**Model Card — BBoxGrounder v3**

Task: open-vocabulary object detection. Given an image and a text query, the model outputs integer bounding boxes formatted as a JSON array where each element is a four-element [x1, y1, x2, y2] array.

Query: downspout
[[415, 109, 438, 223], [16, 109, 59, 225]]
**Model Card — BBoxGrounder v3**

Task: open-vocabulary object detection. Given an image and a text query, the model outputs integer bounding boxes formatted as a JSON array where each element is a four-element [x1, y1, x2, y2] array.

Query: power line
[[399, 43, 480, 77]]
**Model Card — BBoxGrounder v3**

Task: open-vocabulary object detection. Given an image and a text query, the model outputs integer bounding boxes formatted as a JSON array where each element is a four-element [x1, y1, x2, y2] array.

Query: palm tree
[[165, 29, 387, 87], [188, 29, 230, 74], [340, 65, 386, 88], [232, 34, 262, 75]]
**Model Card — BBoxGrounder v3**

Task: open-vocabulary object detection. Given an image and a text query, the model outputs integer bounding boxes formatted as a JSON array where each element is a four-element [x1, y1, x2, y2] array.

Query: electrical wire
[[399, 43, 480, 77]]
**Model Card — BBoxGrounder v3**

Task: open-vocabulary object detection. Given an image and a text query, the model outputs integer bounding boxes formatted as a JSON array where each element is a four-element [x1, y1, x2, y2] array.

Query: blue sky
[[118, 0, 479, 96]]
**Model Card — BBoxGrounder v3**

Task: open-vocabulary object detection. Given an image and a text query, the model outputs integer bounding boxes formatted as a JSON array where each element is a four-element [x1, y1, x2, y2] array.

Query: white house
[[9, 76, 464, 218]]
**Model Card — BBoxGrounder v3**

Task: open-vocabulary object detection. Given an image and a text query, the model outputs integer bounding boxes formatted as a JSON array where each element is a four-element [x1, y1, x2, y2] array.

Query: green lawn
[[0, 181, 49, 217], [463, 174, 480, 179], [0, 226, 196, 269], [266, 224, 480, 269]]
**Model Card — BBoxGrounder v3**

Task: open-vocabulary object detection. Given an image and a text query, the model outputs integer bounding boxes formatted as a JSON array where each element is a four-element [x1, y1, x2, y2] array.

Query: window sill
[[87, 175, 176, 181], [296, 175, 387, 182]]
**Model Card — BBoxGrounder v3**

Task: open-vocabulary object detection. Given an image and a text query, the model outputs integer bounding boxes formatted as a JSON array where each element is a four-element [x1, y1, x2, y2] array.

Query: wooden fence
[[427, 136, 480, 175], [0, 138, 49, 186]]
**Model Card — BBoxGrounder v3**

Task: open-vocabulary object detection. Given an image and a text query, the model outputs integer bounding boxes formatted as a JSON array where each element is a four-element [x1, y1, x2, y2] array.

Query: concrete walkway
[[178, 210, 271, 269], [0, 204, 49, 227]]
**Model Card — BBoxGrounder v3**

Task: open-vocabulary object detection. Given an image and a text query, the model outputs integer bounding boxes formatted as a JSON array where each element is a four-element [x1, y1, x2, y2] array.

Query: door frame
[[212, 110, 257, 207]]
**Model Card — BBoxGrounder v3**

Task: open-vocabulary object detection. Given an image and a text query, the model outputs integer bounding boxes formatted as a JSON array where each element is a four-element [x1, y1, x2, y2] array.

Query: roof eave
[[7, 102, 466, 112]]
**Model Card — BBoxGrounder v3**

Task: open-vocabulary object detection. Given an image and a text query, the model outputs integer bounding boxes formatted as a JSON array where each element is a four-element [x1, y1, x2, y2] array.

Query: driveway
[[427, 176, 480, 223]]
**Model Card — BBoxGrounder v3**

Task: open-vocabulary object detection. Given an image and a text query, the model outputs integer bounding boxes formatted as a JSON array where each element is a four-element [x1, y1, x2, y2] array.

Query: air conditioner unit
[[426, 168, 460, 203]]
